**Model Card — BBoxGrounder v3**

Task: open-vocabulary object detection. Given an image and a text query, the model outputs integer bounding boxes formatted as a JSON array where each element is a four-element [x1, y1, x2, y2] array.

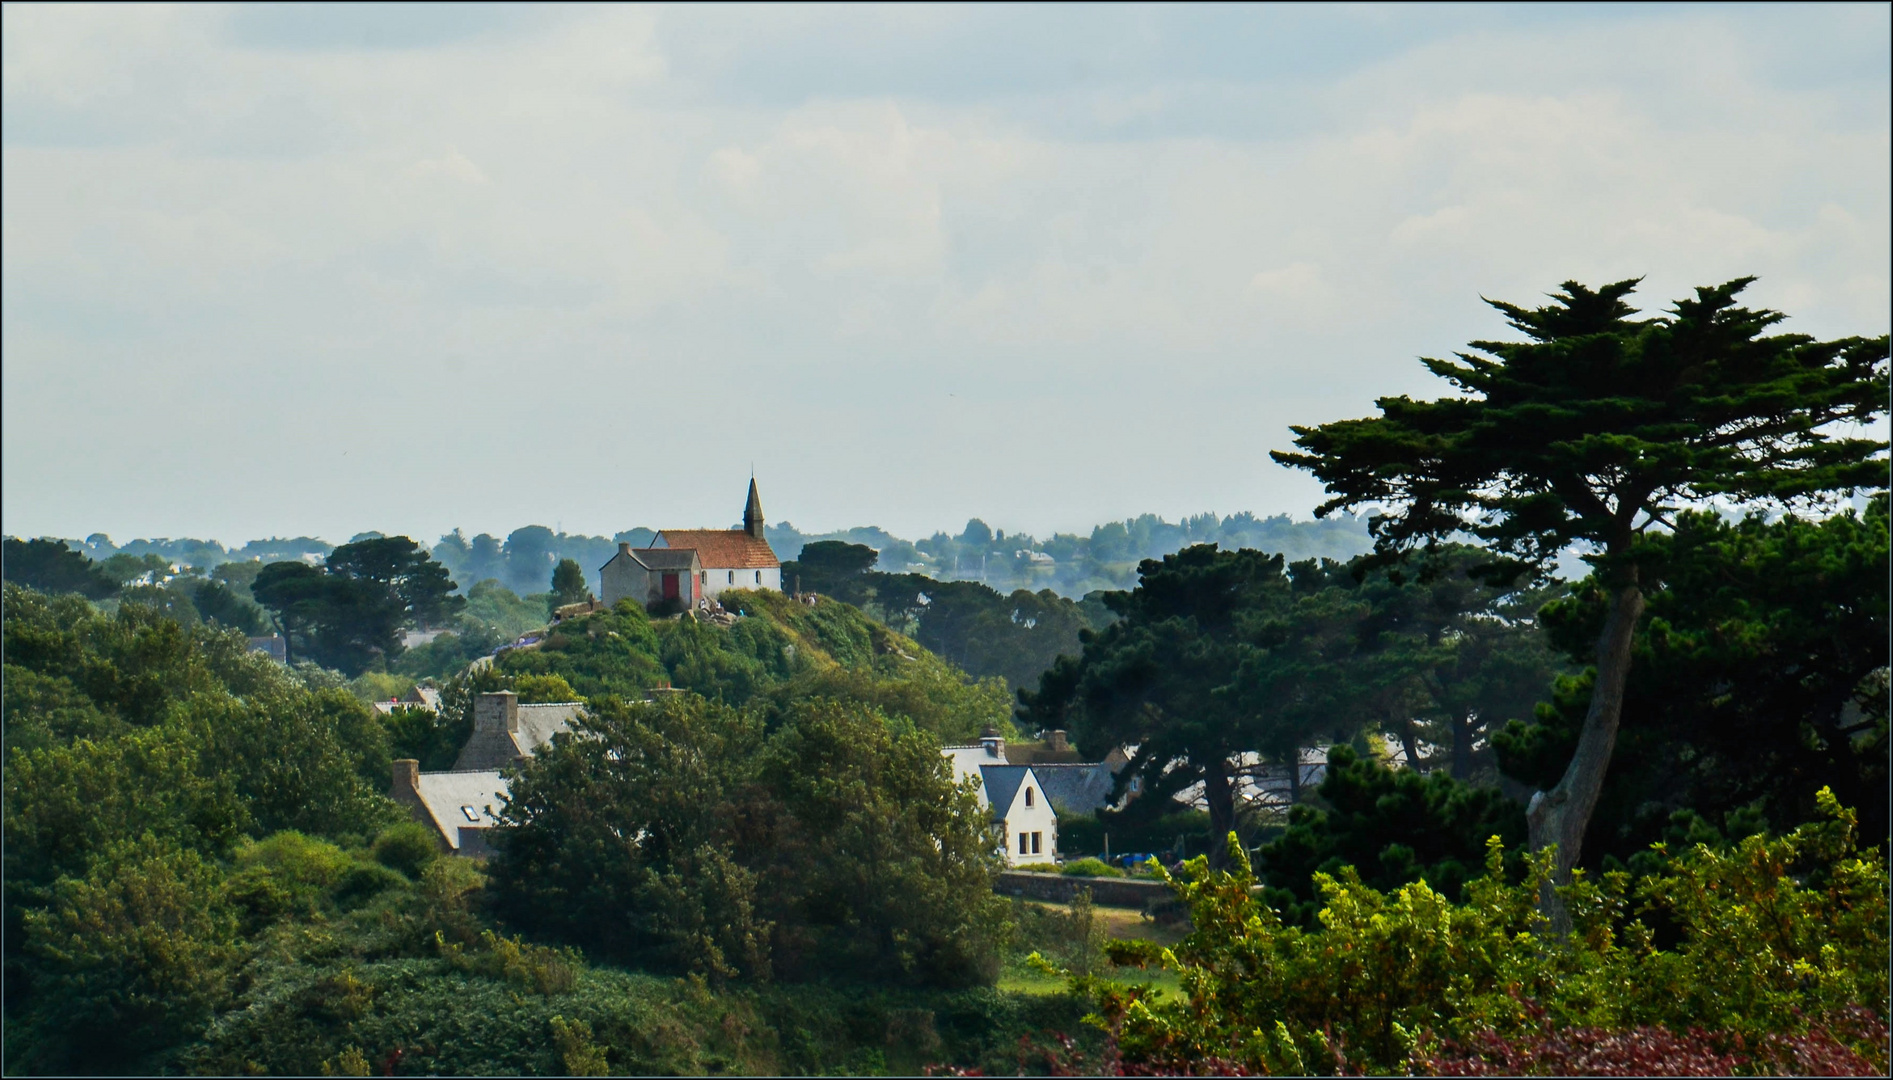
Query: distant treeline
[[40, 510, 1375, 601]]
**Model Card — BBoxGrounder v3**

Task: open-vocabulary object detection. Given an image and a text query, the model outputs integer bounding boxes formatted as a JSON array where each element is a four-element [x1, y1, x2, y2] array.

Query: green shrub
[[226, 831, 404, 928], [371, 822, 439, 879], [18, 835, 244, 1074], [1068, 788, 1889, 1075], [439, 930, 583, 996], [1060, 857, 1122, 878], [513, 672, 580, 703], [1011, 891, 1109, 977]]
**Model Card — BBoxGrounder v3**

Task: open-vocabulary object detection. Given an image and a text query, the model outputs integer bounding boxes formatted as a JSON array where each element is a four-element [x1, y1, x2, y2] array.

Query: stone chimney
[[618, 541, 631, 556], [474, 691, 519, 734], [391, 758, 420, 801], [1049, 729, 1069, 754], [979, 726, 1005, 760]]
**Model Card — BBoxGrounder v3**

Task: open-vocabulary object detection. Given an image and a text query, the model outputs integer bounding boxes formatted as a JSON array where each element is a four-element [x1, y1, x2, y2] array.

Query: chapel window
[[1031, 832, 1042, 854], [1018, 833, 1028, 855], [1025, 787, 1034, 807]]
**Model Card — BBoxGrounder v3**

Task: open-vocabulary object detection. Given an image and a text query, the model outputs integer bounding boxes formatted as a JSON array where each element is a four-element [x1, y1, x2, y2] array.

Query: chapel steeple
[[743, 478, 765, 539]]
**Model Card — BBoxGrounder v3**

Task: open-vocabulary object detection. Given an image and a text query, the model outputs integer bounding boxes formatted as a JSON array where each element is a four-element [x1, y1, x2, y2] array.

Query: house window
[[1025, 787, 1034, 807], [728, 571, 735, 584], [1031, 832, 1042, 854], [700, 571, 707, 585], [754, 570, 761, 583], [1018, 832, 1029, 855]]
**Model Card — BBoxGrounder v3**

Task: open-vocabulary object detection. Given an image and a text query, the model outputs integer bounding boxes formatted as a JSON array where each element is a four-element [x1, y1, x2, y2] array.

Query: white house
[[600, 480, 782, 610], [943, 730, 1059, 866]]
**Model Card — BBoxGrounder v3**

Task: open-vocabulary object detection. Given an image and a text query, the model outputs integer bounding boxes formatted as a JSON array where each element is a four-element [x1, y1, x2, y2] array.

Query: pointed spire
[[743, 478, 765, 539]]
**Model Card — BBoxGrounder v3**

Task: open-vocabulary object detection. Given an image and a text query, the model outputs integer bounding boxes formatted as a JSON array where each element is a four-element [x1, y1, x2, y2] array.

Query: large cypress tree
[[1272, 278, 1887, 924]]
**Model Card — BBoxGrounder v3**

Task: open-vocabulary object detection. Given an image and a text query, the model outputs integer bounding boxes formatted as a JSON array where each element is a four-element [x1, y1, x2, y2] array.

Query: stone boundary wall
[[995, 870, 1173, 908]]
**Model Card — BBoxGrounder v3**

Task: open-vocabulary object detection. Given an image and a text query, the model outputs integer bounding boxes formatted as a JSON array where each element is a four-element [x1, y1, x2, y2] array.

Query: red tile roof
[[656, 529, 780, 570]]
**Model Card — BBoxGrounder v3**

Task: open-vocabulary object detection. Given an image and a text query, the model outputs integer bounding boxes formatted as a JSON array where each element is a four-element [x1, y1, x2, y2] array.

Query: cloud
[[2, 3, 1886, 545]]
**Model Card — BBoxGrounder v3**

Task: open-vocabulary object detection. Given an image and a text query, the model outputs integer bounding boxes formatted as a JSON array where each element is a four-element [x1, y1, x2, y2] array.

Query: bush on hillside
[[1061, 788, 1888, 1076], [371, 822, 440, 880]]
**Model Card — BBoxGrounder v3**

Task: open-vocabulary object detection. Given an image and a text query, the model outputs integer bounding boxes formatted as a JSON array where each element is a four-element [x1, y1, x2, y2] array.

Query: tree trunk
[[1286, 749, 1303, 804], [1396, 715, 1423, 770], [1203, 755, 1239, 867], [1451, 712, 1475, 781], [1526, 581, 1644, 931]]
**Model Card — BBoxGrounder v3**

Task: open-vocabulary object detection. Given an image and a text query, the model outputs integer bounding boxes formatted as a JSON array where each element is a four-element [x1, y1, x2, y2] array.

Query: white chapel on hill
[[600, 480, 783, 610]]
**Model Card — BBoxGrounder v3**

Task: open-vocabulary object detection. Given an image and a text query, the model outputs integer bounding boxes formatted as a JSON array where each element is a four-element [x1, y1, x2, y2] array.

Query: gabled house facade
[[944, 731, 1058, 866], [599, 544, 704, 610]]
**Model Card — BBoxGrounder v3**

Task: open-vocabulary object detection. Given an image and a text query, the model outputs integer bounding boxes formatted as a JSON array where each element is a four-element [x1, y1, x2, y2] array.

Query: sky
[[3, 2, 1888, 547]]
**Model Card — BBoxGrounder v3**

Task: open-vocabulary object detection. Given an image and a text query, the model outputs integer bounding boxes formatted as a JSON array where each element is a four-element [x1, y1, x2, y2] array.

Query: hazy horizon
[[5, 3, 1888, 543]]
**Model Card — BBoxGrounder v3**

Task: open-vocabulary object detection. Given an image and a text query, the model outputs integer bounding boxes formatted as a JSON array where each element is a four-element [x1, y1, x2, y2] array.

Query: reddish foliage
[[927, 1008, 1889, 1078], [1416, 1025, 1742, 1076], [1416, 1007, 1889, 1078], [1752, 1006, 1890, 1078], [924, 1031, 1263, 1077]]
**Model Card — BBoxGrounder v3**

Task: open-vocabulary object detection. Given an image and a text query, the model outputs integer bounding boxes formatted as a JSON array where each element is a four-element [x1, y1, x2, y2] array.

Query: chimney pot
[[979, 729, 1005, 759]]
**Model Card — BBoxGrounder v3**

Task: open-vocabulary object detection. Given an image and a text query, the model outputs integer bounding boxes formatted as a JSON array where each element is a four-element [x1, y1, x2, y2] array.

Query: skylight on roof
[[461, 805, 482, 822]]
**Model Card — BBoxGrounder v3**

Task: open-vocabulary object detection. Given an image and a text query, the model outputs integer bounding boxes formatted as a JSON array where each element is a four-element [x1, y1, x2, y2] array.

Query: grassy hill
[[490, 590, 1016, 744]]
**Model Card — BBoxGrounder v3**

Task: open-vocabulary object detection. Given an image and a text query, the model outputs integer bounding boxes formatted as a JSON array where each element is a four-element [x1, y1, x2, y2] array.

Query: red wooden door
[[662, 573, 679, 599]]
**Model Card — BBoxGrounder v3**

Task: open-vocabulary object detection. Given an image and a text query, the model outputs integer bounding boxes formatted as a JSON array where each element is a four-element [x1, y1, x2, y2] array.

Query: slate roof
[[513, 702, 586, 756], [1030, 762, 1120, 815], [376, 686, 444, 715], [631, 547, 702, 571], [403, 686, 444, 710], [979, 764, 1035, 819], [655, 529, 780, 570], [412, 770, 509, 851], [453, 701, 586, 769], [944, 744, 1008, 791]]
